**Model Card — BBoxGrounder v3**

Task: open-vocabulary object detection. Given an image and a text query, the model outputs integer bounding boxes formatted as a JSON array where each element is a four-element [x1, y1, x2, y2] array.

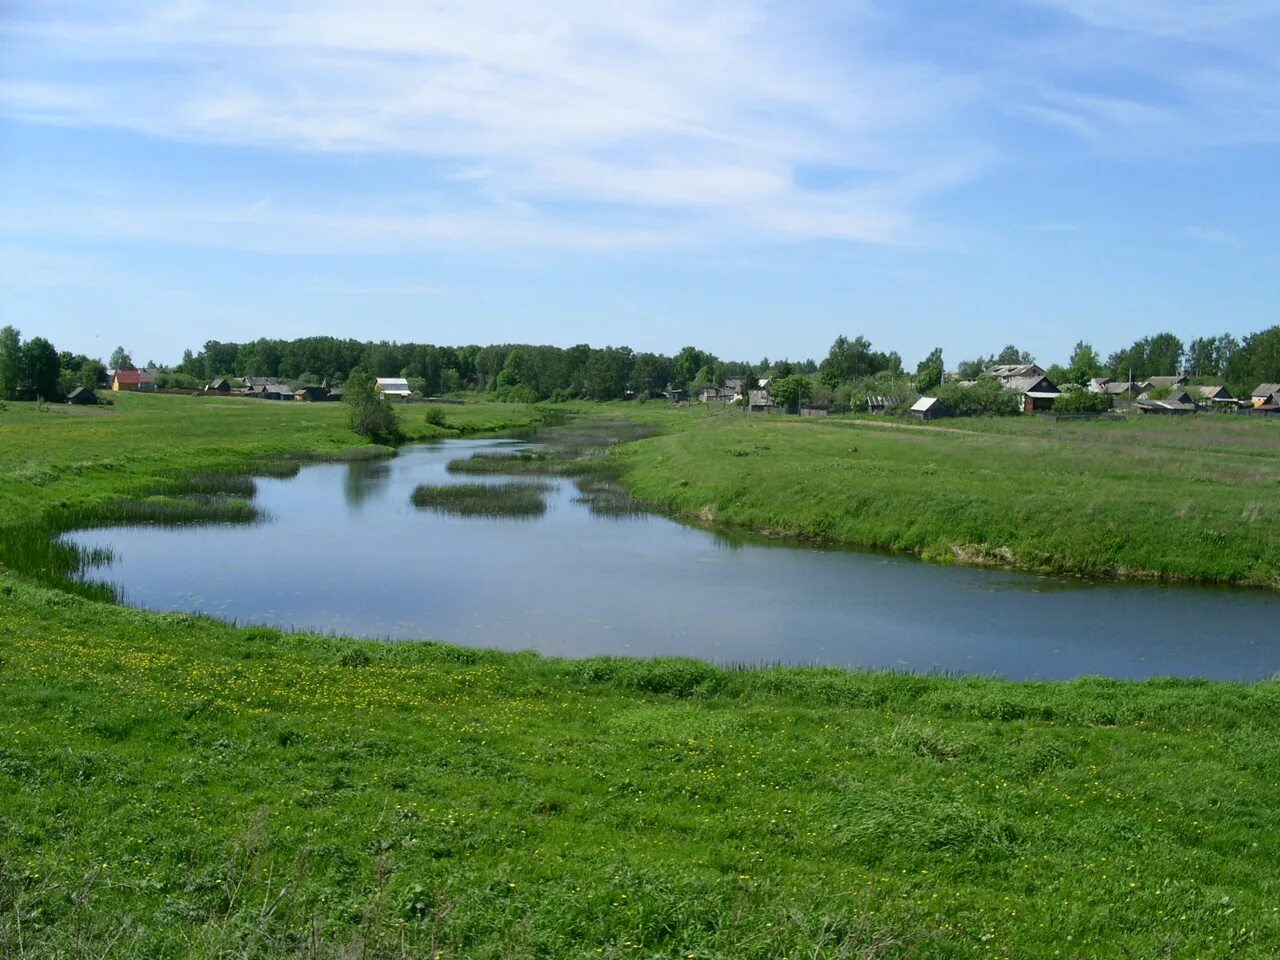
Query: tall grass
[[410, 481, 551, 517]]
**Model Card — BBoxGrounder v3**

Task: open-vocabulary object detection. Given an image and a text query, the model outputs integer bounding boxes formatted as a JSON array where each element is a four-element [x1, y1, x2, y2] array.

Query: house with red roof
[[111, 369, 156, 392]]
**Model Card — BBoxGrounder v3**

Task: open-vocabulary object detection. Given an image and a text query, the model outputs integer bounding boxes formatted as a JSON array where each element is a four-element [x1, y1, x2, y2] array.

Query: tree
[[0, 326, 22, 400], [343, 371, 401, 444], [1107, 333, 1184, 380], [23, 337, 61, 401], [915, 347, 944, 394], [956, 356, 992, 381], [109, 346, 134, 371], [770, 375, 812, 413], [1066, 341, 1103, 386], [996, 344, 1034, 365], [673, 346, 710, 391], [1225, 325, 1280, 392], [79, 359, 106, 390]]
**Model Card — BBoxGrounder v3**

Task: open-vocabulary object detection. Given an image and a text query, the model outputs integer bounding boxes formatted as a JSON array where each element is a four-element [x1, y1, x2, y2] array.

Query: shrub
[[1053, 387, 1113, 414], [344, 371, 402, 444]]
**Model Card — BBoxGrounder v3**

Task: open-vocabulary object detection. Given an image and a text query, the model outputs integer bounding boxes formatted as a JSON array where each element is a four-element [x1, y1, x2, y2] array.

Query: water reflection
[[64, 439, 1280, 681], [343, 460, 392, 507]]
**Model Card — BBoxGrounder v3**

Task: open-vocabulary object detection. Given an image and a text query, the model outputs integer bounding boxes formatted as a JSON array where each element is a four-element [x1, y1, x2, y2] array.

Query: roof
[[113, 370, 152, 385], [1146, 375, 1188, 389], [1005, 375, 1059, 396], [1252, 383, 1280, 398], [67, 386, 94, 399], [1102, 380, 1143, 395], [911, 396, 944, 412], [375, 378, 412, 394], [1189, 385, 1233, 400], [1136, 399, 1197, 412], [986, 363, 1044, 380]]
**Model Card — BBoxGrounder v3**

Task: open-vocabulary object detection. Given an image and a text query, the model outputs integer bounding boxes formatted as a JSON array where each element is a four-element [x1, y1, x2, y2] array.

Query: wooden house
[[111, 369, 155, 392], [293, 385, 331, 402], [374, 377, 413, 399], [1251, 384, 1280, 406], [66, 387, 96, 405], [206, 378, 232, 393]]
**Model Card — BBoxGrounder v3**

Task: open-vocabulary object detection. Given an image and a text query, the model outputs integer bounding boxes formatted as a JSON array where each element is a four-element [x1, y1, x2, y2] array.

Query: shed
[[293, 385, 330, 402], [67, 387, 96, 405], [375, 377, 413, 399], [206, 378, 231, 392], [910, 396, 948, 420]]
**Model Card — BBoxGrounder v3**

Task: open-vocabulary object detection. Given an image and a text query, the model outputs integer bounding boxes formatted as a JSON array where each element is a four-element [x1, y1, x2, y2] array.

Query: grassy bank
[[0, 393, 545, 593], [3, 573, 1279, 958], [612, 409, 1280, 587]]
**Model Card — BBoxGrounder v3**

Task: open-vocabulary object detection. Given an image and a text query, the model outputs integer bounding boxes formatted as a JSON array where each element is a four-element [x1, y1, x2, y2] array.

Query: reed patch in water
[[410, 481, 551, 517]]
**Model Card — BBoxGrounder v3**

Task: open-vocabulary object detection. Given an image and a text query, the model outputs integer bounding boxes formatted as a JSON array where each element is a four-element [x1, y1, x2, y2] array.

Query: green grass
[[411, 481, 552, 517], [612, 408, 1280, 587], [2, 574, 1279, 958], [3, 394, 1280, 956]]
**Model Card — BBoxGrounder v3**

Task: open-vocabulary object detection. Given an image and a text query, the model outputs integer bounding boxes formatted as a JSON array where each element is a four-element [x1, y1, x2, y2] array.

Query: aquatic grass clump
[[573, 474, 647, 517], [410, 481, 551, 517], [0, 525, 119, 602]]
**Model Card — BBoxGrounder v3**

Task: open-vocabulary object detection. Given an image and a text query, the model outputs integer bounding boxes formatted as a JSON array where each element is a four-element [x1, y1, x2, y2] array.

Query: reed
[[410, 481, 551, 517]]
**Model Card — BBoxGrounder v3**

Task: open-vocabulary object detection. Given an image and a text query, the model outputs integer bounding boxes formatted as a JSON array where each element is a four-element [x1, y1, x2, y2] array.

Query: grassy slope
[[2, 396, 1279, 957], [615, 409, 1280, 586], [3, 577, 1279, 958]]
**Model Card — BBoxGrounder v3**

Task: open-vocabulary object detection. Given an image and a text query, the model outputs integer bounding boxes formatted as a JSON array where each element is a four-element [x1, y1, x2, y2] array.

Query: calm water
[[65, 439, 1280, 680]]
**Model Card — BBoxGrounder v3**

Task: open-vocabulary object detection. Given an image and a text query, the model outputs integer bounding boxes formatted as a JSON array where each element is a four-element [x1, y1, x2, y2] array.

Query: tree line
[[0, 326, 106, 402], [5, 322, 1278, 406]]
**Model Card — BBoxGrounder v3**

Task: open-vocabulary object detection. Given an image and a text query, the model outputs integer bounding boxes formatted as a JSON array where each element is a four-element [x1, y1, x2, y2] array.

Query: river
[[63, 438, 1280, 680]]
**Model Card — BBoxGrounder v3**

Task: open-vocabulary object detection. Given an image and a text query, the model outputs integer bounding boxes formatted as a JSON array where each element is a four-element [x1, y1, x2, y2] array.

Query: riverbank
[[0, 393, 546, 594], [611, 407, 1280, 588], [3, 572, 1279, 957]]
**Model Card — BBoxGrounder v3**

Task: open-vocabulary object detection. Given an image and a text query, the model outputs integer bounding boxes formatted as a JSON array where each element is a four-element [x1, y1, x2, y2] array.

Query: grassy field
[[2, 395, 1280, 956], [3, 574, 1279, 958], [613, 408, 1280, 587]]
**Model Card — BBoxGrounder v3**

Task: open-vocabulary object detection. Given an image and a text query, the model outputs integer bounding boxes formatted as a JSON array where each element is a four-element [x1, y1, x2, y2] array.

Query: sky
[[1, 1, 1278, 369]]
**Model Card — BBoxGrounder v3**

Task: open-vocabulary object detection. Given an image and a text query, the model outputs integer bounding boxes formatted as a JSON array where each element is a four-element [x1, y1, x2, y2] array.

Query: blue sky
[[1, 0, 1278, 368]]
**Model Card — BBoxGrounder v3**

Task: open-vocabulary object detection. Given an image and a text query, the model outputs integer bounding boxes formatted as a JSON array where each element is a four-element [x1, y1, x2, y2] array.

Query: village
[[72, 362, 1280, 422]]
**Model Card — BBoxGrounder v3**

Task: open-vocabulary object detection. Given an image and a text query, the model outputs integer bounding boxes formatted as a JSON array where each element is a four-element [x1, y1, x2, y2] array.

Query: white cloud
[[0, 1, 982, 250]]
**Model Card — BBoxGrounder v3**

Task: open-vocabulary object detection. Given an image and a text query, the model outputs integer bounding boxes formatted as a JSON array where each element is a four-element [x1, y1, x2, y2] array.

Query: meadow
[[2, 393, 1279, 957], [613, 407, 1280, 586], [3, 573, 1280, 958]]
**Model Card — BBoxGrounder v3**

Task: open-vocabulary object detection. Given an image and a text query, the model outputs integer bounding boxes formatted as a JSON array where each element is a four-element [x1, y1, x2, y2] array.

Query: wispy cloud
[[0, 1, 985, 251], [1184, 225, 1240, 247]]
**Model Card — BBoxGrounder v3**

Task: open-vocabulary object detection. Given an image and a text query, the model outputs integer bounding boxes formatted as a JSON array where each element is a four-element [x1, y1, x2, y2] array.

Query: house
[[1090, 378, 1147, 399], [984, 365, 1060, 412], [66, 387, 96, 405], [747, 389, 775, 412], [1135, 390, 1197, 415], [1251, 384, 1280, 406], [243, 381, 292, 400], [1006, 375, 1060, 413], [111, 369, 155, 392], [206, 378, 232, 392], [1146, 375, 1189, 391], [1187, 385, 1237, 409], [375, 377, 413, 399], [294, 385, 331, 402], [910, 396, 948, 421]]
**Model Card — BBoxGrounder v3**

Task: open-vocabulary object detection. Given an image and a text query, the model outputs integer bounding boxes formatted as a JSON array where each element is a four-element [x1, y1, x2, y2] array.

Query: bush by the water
[[344, 370, 402, 444]]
